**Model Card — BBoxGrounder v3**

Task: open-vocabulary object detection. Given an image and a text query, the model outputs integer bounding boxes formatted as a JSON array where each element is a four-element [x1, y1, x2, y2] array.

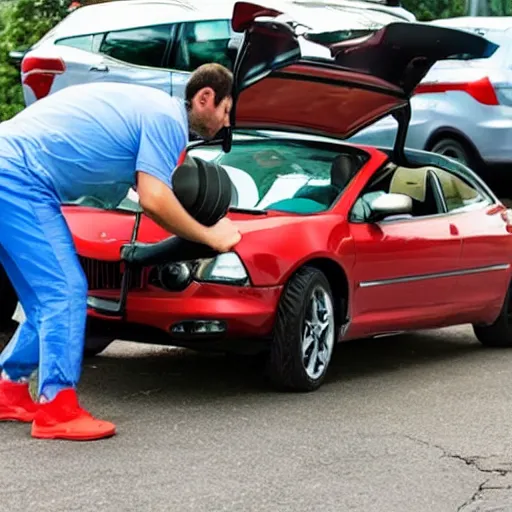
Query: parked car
[[349, 16, 512, 201], [11, 0, 415, 106], [5, 5, 511, 393]]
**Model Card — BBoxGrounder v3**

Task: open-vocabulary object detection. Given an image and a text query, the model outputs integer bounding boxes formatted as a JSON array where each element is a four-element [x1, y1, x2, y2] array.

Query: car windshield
[[64, 133, 369, 215], [187, 134, 369, 214]]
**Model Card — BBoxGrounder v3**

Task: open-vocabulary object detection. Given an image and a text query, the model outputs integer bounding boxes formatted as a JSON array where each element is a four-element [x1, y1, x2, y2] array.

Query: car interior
[[266, 153, 366, 213], [350, 162, 484, 223], [218, 139, 483, 219], [214, 140, 370, 214]]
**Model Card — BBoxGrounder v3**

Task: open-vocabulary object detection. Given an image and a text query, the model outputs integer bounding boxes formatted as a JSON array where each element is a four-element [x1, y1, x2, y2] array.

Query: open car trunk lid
[[228, 1, 498, 142]]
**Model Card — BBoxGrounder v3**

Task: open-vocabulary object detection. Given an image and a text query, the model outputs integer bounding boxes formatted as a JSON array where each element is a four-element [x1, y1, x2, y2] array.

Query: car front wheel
[[473, 282, 512, 347], [266, 266, 337, 391]]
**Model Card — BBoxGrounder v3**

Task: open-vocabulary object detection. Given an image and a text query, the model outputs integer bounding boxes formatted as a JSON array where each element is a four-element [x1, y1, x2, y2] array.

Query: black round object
[[172, 155, 233, 227]]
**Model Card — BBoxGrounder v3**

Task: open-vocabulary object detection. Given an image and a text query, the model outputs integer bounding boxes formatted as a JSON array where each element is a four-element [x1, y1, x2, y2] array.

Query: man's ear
[[193, 87, 215, 108]]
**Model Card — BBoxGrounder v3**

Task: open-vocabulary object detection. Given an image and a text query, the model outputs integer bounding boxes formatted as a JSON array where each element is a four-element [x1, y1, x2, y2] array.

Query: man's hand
[[205, 218, 242, 253]]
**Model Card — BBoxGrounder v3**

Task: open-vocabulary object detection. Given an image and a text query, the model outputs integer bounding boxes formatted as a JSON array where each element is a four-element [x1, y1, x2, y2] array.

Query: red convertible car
[[2, 2, 512, 391]]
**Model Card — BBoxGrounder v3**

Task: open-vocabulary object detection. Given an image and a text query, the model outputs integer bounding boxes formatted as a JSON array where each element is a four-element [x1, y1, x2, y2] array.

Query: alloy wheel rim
[[301, 285, 335, 380]]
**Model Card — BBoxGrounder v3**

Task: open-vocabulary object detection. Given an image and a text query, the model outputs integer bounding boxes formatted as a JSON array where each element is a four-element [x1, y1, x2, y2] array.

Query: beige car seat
[[389, 166, 428, 201]]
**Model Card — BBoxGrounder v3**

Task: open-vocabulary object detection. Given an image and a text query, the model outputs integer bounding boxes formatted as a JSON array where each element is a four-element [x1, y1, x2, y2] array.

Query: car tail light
[[413, 76, 499, 106], [21, 56, 66, 100]]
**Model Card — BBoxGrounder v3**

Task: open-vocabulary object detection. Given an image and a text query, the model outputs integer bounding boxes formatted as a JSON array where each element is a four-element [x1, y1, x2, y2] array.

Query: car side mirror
[[368, 193, 413, 222]]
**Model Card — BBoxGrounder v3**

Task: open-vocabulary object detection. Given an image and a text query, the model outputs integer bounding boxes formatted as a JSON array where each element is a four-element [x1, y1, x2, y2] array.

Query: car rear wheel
[[430, 137, 474, 168], [473, 282, 512, 347], [266, 266, 336, 391]]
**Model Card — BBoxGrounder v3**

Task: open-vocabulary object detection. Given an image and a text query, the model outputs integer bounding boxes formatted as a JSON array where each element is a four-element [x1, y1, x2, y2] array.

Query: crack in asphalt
[[456, 480, 490, 512], [401, 435, 512, 511]]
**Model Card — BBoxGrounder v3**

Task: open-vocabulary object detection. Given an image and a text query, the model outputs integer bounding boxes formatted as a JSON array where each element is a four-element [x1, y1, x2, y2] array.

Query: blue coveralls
[[0, 82, 188, 400]]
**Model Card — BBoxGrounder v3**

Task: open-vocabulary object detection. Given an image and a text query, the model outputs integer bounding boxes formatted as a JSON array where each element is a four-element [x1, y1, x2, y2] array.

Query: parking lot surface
[[1, 325, 512, 512]]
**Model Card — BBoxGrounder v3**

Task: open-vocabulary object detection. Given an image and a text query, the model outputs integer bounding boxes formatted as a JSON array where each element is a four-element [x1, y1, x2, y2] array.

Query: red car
[[2, 2, 512, 391]]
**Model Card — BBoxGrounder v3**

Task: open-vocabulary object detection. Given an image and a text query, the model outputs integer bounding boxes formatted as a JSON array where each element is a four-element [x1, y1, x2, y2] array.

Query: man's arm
[[134, 104, 241, 253], [135, 107, 210, 242]]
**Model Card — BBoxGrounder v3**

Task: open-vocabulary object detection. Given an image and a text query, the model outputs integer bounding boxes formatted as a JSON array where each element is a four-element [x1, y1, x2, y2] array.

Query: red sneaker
[[0, 379, 38, 422], [31, 389, 116, 441]]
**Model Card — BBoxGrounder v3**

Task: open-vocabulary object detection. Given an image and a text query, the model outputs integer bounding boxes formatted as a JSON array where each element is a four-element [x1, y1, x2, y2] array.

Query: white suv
[[14, 0, 415, 106]]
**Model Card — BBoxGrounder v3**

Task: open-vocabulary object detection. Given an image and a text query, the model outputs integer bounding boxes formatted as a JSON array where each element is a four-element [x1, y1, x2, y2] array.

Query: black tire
[[430, 137, 476, 169], [473, 283, 512, 347], [266, 266, 337, 392], [83, 335, 114, 357], [0, 265, 17, 333]]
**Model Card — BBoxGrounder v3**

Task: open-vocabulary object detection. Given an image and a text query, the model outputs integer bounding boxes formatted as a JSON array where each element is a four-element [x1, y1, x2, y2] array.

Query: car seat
[[389, 167, 439, 217], [293, 154, 360, 206], [433, 169, 479, 210]]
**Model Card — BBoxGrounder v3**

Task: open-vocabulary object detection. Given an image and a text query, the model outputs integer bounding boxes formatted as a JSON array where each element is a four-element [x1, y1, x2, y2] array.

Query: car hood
[[227, 1, 498, 141], [63, 204, 326, 260]]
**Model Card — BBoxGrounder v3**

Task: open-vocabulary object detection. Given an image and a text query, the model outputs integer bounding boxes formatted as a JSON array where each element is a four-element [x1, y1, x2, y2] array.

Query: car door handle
[[450, 224, 459, 236], [89, 64, 109, 72]]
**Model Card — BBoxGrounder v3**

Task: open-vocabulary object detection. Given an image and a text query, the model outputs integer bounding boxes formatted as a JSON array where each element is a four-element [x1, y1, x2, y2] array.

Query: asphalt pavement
[[1, 325, 512, 512]]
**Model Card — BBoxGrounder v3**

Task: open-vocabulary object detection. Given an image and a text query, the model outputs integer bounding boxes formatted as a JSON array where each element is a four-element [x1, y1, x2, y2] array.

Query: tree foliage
[[402, 0, 466, 20]]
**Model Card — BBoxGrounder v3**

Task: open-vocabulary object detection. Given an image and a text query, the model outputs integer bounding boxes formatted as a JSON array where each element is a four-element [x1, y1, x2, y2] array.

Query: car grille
[[79, 256, 144, 290]]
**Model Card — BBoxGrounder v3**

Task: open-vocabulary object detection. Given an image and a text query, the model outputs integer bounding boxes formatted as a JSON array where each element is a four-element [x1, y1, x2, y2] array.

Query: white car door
[[23, 24, 175, 104], [84, 24, 176, 94]]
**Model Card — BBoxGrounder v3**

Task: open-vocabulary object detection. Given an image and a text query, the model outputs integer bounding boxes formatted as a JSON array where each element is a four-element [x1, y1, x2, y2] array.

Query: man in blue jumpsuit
[[0, 63, 241, 441]]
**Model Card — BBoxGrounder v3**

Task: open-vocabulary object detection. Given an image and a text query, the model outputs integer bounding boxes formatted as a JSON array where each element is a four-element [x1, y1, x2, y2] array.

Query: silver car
[[14, 0, 414, 106], [350, 16, 512, 201]]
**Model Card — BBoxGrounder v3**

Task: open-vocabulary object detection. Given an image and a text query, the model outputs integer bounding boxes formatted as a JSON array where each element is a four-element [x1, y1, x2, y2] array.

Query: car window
[[99, 24, 174, 68], [350, 164, 444, 222], [173, 20, 234, 72], [188, 138, 367, 214], [55, 34, 94, 52], [431, 168, 489, 212], [55, 33, 104, 53]]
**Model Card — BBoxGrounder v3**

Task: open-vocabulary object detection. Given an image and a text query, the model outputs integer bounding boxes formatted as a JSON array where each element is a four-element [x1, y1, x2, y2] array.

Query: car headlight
[[149, 252, 249, 291], [193, 252, 249, 286]]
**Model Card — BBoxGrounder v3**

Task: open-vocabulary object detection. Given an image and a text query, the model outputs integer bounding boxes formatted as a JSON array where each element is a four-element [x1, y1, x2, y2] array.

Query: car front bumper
[[87, 281, 283, 344]]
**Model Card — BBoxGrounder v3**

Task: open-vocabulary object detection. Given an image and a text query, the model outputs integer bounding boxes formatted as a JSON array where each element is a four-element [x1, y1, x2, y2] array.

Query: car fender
[[234, 213, 355, 287]]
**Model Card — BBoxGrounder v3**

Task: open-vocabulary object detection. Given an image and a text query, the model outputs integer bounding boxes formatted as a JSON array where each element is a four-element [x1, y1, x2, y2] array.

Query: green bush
[[0, 0, 67, 121], [402, 0, 466, 20]]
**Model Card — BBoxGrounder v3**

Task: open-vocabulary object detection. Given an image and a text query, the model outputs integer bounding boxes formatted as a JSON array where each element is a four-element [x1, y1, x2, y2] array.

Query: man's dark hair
[[185, 63, 233, 107]]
